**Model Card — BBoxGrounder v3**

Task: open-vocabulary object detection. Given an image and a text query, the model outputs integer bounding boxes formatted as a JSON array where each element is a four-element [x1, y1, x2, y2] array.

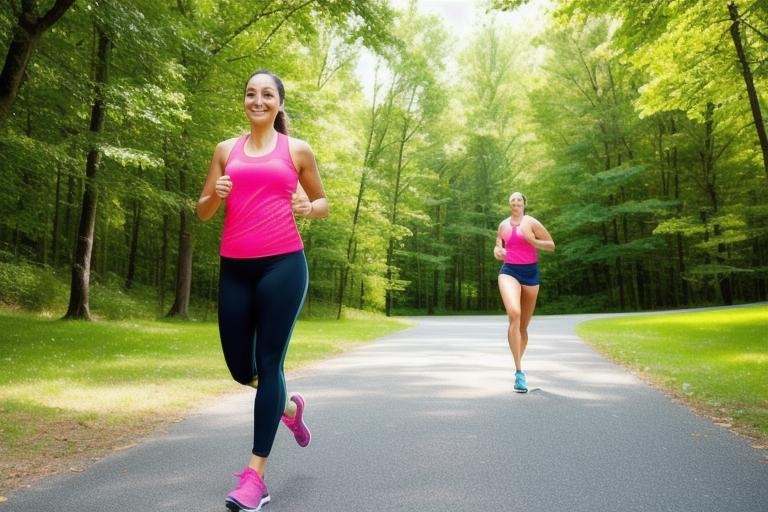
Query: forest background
[[1, 0, 766, 321]]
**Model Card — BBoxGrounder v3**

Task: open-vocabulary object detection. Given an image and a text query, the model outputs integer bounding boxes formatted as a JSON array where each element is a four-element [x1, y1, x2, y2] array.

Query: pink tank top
[[220, 133, 304, 258], [501, 219, 538, 265]]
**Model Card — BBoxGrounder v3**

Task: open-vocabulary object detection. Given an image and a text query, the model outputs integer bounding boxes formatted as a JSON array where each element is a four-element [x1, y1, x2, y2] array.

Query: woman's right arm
[[197, 140, 233, 221]]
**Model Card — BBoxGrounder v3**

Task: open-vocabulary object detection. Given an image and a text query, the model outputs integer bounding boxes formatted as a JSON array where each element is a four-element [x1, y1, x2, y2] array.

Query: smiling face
[[243, 73, 283, 126], [509, 192, 527, 215]]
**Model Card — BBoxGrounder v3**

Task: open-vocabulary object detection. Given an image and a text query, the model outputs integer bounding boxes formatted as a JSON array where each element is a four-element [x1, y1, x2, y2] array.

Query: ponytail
[[274, 110, 289, 135]]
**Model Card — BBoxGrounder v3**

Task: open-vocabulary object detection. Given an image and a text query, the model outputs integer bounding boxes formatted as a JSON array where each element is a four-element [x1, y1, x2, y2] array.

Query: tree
[[727, 1, 768, 178], [367, 4, 449, 316], [0, 0, 75, 119], [64, 23, 110, 320], [335, 62, 393, 318]]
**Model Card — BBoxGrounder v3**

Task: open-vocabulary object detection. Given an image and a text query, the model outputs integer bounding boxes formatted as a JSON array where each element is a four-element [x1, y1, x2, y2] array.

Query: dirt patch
[[0, 411, 179, 496]]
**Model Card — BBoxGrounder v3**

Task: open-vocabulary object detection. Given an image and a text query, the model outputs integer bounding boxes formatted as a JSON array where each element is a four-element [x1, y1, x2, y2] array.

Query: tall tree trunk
[[64, 26, 109, 320], [166, 136, 192, 319], [336, 77, 390, 319], [337, 167, 368, 319], [51, 165, 62, 264], [0, 0, 75, 119], [158, 212, 169, 314], [158, 163, 172, 313], [166, 208, 191, 319], [728, 2, 768, 178], [385, 237, 395, 317], [385, 145, 406, 317], [125, 201, 141, 290]]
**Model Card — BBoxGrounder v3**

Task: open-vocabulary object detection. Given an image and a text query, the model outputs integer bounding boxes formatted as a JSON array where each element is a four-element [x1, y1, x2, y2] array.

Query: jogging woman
[[493, 192, 554, 393], [197, 69, 328, 511]]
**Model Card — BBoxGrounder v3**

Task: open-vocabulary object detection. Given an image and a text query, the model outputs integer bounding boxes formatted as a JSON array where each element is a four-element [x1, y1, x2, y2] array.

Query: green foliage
[[1, 0, 766, 319], [0, 262, 66, 310], [88, 276, 165, 320]]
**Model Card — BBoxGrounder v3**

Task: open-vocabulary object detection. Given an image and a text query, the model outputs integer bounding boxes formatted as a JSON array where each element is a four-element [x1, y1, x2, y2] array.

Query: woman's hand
[[524, 217, 556, 252], [522, 223, 538, 246], [292, 192, 313, 217], [215, 175, 232, 199]]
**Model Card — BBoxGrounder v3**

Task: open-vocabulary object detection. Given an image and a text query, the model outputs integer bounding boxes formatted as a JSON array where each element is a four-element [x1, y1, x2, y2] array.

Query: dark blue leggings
[[218, 250, 308, 457]]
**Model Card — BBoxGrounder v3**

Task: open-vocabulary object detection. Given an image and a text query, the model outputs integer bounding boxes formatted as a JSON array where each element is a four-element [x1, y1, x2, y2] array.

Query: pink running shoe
[[281, 393, 311, 447], [225, 467, 270, 512]]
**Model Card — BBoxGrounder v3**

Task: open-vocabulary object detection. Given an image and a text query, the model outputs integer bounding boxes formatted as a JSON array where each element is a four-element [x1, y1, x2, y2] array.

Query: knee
[[506, 308, 521, 324], [230, 371, 252, 386]]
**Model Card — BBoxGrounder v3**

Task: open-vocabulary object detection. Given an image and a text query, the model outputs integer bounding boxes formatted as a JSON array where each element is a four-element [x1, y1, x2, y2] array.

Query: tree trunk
[[63, 25, 110, 320], [51, 165, 63, 265], [385, 237, 394, 317], [337, 77, 389, 319], [125, 201, 141, 289], [0, 0, 75, 119], [337, 167, 367, 319], [166, 132, 192, 319], [728, 2, 768, 178], [166, 209, 191, 319]]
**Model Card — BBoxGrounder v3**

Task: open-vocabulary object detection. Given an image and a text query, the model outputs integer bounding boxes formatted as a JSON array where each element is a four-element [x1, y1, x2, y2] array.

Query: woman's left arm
[[290, 138, 329, 219], [525, 216, 555, 252]]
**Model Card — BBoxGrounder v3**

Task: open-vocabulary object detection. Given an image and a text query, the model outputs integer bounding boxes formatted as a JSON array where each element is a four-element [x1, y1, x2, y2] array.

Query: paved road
[[3, 314, 767, 511]]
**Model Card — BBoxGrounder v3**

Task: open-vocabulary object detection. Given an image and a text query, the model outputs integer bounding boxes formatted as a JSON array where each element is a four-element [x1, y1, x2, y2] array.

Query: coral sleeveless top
[[501, 219, 538, 265], [220, 133, 303, 258]]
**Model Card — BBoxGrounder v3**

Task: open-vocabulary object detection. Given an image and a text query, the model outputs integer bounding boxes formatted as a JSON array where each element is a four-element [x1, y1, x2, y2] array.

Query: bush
[[538, 293, 614, 314], [88, 274, 163, 320], [0, 262, 65, 310]]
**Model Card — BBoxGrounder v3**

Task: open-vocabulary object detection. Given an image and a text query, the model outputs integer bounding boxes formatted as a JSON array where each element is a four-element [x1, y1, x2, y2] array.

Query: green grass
[[0, 309, 409, 491], [576, 305, 768, 442]]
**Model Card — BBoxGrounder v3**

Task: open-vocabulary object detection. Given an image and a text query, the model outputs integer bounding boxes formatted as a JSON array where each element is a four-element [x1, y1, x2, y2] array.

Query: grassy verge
[[576, 304, 768, 445], [0, 309, 410, 494]]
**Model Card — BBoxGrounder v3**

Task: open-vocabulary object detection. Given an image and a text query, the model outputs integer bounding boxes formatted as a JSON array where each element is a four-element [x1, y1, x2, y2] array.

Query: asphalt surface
[[3, 314, 767, 512]]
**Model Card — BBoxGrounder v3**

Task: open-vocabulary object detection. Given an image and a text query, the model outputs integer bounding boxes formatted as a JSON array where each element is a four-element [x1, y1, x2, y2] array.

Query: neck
[[510, 214, 523, 225], [246, 129, 278, 153]]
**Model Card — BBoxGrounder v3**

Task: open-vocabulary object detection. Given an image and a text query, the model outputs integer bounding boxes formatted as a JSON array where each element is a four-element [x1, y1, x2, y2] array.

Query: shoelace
[[233, 470, 261, 491]]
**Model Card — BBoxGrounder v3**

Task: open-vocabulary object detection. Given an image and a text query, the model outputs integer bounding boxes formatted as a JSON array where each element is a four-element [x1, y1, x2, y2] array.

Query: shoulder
[[498, 217, 511, 232], [287, 135, 314, 156], [524, 214, 541, 225], [218, 135, 244, 149], [214, 136, 242, 157], [287, 136, 316, 170], [524, 215, 548, 232]]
